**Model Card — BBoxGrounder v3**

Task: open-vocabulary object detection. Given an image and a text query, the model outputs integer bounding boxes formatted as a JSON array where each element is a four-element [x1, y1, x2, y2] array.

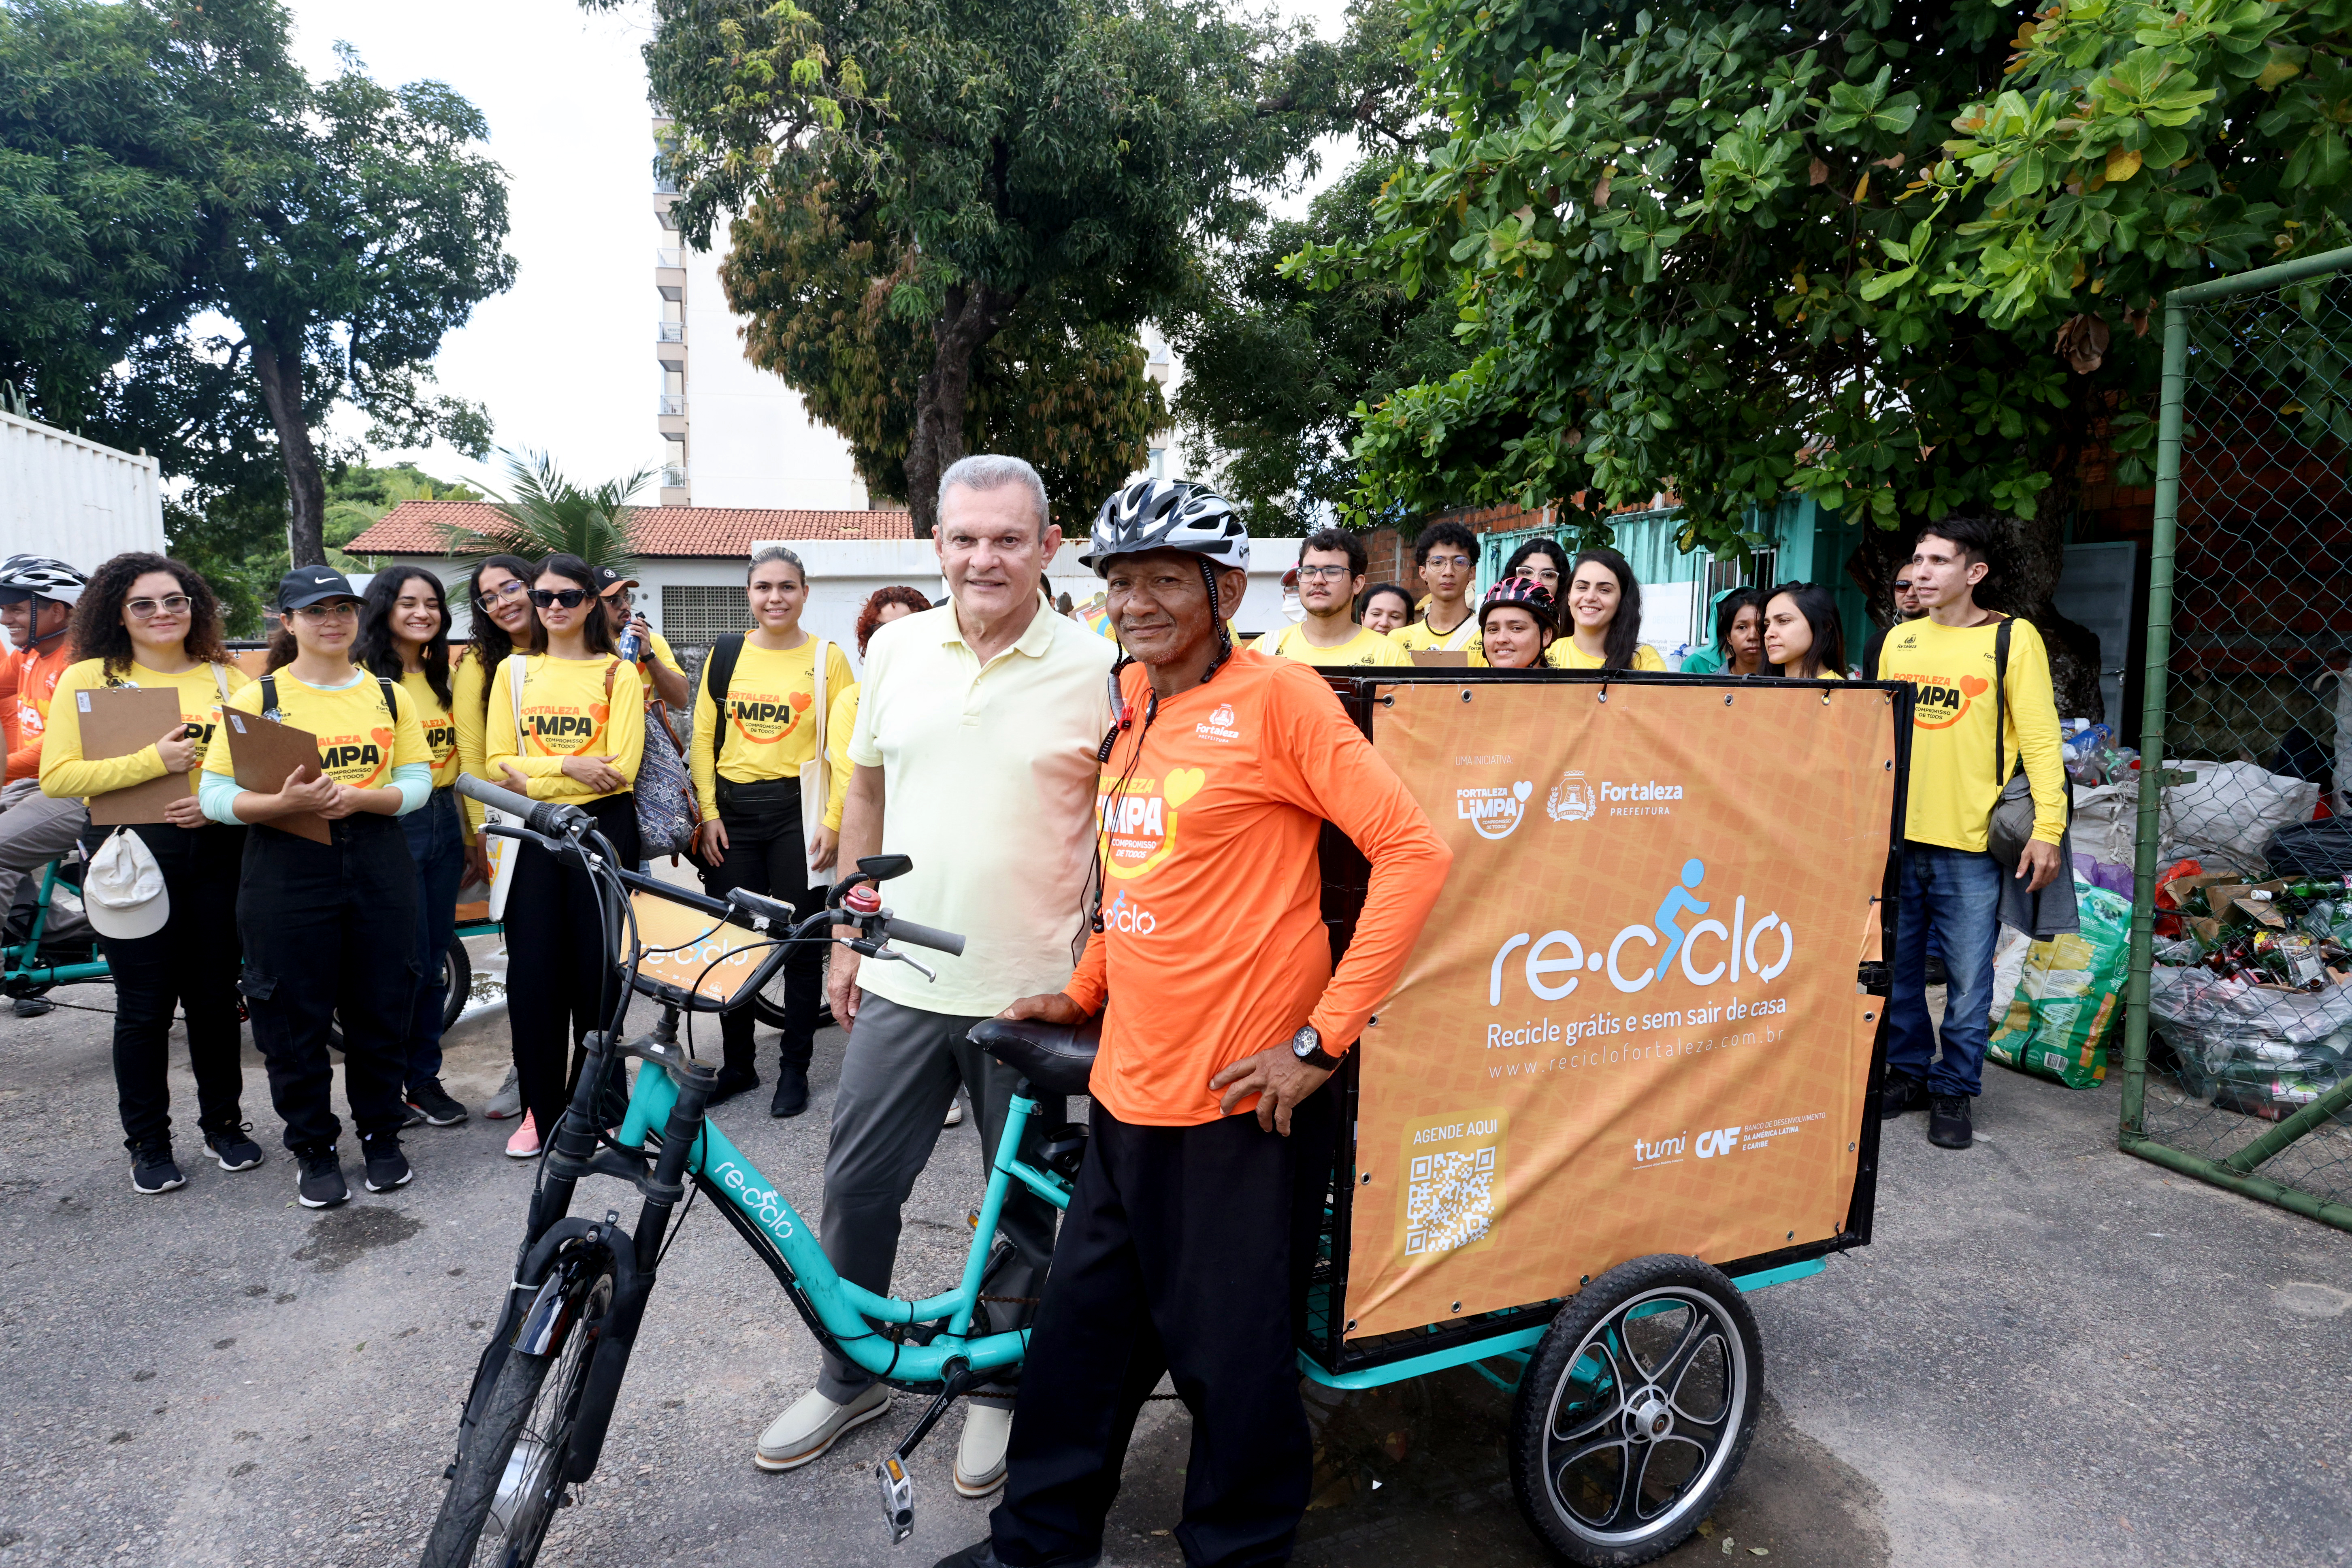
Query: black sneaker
[[131, 1143, 186, 1195], [205, 1126, 265, 1172], [770, 1065, 810, 1119], [361, 1133, 413, 1193], [708, 1067, 760, 1108], [13, 995, 54, 1018], [297, 1148, 349, 1208], [1928, 1093, 1974, 1149], [404, 1079, 469, 1127], [1923, 955, 1950, 987], [1879, 1071, 1927, 1120]]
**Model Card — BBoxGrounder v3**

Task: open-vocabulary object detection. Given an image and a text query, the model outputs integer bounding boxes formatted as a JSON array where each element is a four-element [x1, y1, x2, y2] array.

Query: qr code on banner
[[1404, 1146, 1496, 1256]]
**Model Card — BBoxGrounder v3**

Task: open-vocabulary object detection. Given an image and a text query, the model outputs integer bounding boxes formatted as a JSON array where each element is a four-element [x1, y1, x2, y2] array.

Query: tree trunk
[[903, 283, 1012, 538], [249, 337, 328, 567]]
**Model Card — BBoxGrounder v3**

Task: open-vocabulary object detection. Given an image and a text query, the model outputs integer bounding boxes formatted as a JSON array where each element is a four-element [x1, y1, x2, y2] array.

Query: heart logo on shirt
[[589, 702, 609, 725], [1164, 767, 1206, 807], [1958, 675, 1990, 698], [370, 727, 395, 754], [789, 691, 812, 712]]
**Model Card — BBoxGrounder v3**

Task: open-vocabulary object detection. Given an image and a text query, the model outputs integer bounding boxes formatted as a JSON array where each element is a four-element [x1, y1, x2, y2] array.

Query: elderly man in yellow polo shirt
[[752, 454, 1116, 1498]]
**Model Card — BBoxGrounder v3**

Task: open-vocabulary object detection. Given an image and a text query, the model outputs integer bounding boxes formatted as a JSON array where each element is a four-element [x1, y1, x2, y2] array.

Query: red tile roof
[[347, 500, 916, 557]]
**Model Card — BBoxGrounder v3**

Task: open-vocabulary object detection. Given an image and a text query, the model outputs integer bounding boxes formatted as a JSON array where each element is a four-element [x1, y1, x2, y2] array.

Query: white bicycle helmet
[[1080, 479, 1248, 575], [0, 555, 85, 606]]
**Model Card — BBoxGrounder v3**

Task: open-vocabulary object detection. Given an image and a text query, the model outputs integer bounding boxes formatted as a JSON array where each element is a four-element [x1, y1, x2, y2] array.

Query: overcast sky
[[283, 0, 1357, 498]]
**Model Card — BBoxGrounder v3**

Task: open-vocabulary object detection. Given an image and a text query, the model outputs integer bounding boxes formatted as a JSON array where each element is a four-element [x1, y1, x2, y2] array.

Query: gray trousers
[[817, 990, 1064, 1400], [0, 777, 90, 929]]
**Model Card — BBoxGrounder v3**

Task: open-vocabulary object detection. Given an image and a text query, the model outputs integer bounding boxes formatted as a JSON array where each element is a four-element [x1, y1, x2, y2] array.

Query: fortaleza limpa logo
[[1457, 781, 1534, 840]]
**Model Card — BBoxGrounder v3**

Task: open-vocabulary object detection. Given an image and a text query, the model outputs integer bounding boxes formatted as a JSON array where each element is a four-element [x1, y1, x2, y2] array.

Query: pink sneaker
[[504, 1113, 540, 1159]]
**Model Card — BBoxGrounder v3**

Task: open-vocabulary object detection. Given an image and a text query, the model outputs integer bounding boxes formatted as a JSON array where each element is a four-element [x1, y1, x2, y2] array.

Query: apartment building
[[652, 120, 869, 511]]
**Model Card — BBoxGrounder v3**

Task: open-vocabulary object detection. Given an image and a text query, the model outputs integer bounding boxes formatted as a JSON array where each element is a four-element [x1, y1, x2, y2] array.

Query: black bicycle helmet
[[1080, 479, 1248, 575]]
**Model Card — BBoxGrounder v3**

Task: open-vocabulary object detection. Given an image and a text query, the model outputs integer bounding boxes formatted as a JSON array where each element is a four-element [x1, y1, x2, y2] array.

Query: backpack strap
[[1993, 615, 2013, 785], [211, 663, 231, 700], [705, 635, 745, 767], [377, 675, 400, 722], [260, 675, 277, 718]]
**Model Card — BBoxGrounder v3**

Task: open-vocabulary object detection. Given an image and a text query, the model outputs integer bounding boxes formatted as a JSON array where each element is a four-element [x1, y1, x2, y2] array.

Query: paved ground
[[2, 938, 2349, 1568]]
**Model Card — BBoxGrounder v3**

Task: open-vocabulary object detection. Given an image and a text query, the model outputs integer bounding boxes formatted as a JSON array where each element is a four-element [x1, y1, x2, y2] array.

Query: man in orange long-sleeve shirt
[[936, 483, 1450, 1568], [0, 556, 89, 1015]]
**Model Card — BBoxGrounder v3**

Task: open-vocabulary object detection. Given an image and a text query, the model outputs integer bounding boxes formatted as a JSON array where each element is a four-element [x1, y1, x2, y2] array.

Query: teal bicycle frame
[[2, 863, 108, 994], [614, 1047, 1073, 1385]]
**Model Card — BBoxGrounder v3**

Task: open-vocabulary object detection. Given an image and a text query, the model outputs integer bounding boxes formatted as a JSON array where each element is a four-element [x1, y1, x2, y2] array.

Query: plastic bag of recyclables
[[1985, 880, 2133, 1089], [2147, 952, 2352, 1121]]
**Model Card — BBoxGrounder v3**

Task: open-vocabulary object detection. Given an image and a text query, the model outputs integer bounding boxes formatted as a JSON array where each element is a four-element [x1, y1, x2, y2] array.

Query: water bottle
[[615, 623, 643, 663]]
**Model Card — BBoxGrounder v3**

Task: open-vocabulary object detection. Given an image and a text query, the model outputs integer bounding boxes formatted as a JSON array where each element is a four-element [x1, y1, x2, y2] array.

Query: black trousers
[[991, 1091, 1337, 1568], [697, 776, 821, 1077], [504, 792, 640, 1135], [236, 815, 417, 1154], [90, 820, 247, 1153]]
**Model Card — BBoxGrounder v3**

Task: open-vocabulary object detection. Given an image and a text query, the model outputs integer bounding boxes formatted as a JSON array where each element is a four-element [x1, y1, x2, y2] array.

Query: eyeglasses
[[290, 601, 359, 623], [528, 588, 591, 609], [1295, 565, 1354, 582], [1424, 553, 1473, 571], [478, 579, 530, 604], [1516, 566, 1562, 585], [125, 595, 193, 619], [602, 588, 633, 607]]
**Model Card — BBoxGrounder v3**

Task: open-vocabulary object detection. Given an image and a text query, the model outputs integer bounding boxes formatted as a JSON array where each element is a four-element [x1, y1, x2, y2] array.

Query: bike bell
[[843, 883, 882, 916]]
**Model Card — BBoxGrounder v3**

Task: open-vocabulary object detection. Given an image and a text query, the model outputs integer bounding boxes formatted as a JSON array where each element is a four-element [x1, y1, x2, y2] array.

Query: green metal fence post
[[2119, 301, 2190, 1146]]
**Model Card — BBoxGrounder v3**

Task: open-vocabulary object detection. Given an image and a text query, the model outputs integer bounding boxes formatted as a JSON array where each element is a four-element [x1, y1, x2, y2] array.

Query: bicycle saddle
[[967, 1016, 1100, 1097]]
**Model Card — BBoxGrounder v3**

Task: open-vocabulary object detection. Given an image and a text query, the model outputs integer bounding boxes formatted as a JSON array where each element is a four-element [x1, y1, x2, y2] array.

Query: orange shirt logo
[[726, 691, 813, 746], [525, 703, 607, 756], [316, 728, 394, 787], [1097, 765, 1207, 880]]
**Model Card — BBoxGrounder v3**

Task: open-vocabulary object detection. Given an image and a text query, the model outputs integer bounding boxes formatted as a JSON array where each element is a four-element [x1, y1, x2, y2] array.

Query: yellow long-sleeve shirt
[[1878, 614, 2068, 851], [40, 658, 249, 801], [451, 649, 493, 831], [686, 637, 853, 821], [485, 654, 644, 803]]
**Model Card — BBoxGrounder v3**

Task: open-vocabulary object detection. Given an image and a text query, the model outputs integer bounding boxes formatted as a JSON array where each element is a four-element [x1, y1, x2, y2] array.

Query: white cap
[[83, 828, 169, 941]]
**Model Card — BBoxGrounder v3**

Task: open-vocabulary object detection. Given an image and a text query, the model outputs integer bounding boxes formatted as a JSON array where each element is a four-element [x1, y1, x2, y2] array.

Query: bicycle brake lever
[[873, 945, 937, 983]]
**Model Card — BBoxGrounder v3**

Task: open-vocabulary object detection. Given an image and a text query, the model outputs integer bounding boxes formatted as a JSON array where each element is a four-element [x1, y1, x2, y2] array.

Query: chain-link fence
[[2119, 247, 2352, 1231]]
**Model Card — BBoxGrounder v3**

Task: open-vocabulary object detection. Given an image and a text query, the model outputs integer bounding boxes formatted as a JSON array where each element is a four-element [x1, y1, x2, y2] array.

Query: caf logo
[[1546, 769, 1596, 823], [1210, 703, 1235, 729]]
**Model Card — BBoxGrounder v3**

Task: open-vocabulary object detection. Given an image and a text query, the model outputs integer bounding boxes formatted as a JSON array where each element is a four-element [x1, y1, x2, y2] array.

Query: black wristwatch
[[1291, 1024, 1343, 1072]]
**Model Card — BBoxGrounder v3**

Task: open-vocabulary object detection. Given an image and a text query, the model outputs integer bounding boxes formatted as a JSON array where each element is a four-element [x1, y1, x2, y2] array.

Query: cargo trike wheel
[[1508, 1254, 1761, 1567]]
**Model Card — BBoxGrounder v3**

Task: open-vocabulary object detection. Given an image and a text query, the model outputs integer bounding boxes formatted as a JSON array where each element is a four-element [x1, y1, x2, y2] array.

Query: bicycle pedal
[[875, 1454, 915, 1544]]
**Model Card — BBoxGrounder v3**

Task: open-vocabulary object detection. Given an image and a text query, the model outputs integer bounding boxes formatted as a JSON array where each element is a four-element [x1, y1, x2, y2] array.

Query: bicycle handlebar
[[456, 774, 592, 840], [880, 916, 965, 958]]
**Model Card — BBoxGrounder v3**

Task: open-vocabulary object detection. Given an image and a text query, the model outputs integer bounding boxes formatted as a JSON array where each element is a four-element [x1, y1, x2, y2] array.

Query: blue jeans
[[1888, 842, 2003, 1098], [400, 788, 467, 1090]]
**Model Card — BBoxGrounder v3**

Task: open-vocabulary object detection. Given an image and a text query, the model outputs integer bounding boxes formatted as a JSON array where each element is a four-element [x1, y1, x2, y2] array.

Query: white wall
[[1, 410, 166, 565], [678, 241, 870, 511]]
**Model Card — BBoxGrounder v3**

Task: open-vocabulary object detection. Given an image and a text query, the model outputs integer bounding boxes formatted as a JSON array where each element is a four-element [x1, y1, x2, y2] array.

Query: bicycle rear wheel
[[422, 1261, 615, 1568]]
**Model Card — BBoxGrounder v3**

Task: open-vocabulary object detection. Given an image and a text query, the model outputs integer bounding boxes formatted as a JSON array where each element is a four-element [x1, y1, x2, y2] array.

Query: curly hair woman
[[39, 554, 256, 1193]]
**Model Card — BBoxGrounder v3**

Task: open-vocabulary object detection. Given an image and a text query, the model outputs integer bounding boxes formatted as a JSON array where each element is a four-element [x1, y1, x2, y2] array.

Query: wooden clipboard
[[221, 708, 332, 844], [76, 686, 192, 826]]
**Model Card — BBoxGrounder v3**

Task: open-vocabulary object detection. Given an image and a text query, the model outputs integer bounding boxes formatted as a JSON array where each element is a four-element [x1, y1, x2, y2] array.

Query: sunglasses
[[528, 588, 592, 609]]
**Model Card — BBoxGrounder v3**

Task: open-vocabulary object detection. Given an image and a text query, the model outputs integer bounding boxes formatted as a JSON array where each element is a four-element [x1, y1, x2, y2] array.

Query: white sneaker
[[953, 1400, 1013, 1498], [944, 1098, 965, 1127], [754, 1384, 890, 1472]]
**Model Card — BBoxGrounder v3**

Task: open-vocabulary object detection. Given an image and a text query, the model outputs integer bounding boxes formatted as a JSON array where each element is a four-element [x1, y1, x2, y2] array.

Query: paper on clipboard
[[77, 686, 192, 826], [222, 709, 332, 844]]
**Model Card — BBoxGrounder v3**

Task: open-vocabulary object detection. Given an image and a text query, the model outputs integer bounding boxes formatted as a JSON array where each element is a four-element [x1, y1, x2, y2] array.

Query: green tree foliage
[[442, 450, 648, 578], [0, 0, 515, 567], [602, 0, 1377, 533], [1300, 0, 2352, 563], [1170, 158, 1472, 535], [721, 184, 1166, 526]]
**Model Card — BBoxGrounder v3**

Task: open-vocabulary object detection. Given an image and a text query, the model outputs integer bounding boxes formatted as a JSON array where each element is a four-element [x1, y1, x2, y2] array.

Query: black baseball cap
[[277, 565, 359, 611], [591, 565, 639, 596]]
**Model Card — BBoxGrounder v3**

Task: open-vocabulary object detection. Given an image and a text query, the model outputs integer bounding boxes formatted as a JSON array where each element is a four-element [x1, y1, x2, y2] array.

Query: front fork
[[451, 1012, 718, 1487]]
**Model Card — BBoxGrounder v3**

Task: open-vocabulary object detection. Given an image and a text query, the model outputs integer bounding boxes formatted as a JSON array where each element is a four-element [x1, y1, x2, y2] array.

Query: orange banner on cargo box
[[1344, 680, 1898, 1339]]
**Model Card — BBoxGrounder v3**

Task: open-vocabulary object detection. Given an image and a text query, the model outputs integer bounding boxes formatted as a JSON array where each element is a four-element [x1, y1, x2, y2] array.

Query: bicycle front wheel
[[422, 1261, 614, 1568]]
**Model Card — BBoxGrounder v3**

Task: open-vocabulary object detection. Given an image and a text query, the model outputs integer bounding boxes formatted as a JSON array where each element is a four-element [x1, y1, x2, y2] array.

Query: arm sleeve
[[199, 767, 248, 825], [824, 686, 859, 832], [39, 669, 170, 800], [452, 654, 489, 833], [605, 662, 644, 786], [2008, 621, 2070, 845], [1268, 668, 1452, 1050], [689, 655, 720, 820], [390, 761, 432, 815], [1064, 927, 1109, 1016]]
